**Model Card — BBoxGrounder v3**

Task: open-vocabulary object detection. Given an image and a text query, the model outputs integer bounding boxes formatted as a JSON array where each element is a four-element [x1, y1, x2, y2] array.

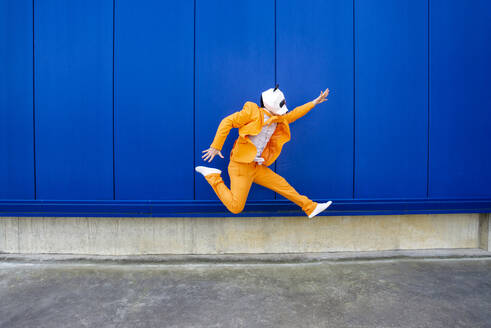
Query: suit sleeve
[[210, 102, 254, 151], [283, 101, 316, 124]]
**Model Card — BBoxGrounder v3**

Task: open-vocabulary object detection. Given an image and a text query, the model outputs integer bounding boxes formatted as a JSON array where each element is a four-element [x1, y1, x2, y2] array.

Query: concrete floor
[[1, 258, 491, 328]]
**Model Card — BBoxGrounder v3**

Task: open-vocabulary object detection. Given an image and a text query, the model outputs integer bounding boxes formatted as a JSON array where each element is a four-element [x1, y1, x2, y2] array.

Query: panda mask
[[261, 84, 288, 115]]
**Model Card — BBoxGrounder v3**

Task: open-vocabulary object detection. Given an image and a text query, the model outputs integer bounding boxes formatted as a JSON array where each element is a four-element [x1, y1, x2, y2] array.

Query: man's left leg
[[253, 164, 318, 216]]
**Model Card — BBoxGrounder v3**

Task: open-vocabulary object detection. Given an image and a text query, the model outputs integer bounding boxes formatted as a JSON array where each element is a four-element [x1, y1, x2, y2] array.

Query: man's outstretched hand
[[312, 88, 329, 106], [202, 147, 224, 162]]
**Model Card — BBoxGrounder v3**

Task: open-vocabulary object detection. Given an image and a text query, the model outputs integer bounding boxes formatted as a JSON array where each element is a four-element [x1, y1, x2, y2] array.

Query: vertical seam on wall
[[17, 218, 20, 252], [112, 0, 116, 200], [274, 0, 277, 86], [193, 0, 196, 200], [32, 0, 37, 200], [352, 0, 356, 199], [274, 0, 277, 199], [427, 0, 430, 198]]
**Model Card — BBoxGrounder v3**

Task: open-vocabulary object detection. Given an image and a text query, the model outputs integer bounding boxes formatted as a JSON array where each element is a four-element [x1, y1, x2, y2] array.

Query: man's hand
[[202, 147, 224, 162], [312, 88, 329, 106]]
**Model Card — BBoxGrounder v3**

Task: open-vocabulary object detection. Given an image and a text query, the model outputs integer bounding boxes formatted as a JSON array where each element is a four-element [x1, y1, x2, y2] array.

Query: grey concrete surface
[[1, 258, 491, 328]]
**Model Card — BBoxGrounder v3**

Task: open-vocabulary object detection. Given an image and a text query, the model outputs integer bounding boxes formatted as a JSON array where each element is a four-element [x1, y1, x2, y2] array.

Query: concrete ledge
[[0, 213, 485, 255], [0, 248, 490, 265]]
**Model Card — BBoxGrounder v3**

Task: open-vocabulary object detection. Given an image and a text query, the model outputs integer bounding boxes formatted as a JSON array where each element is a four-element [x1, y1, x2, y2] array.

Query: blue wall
[[115, 0, 194, 200], [0, 0, 34, 199], [34, 0, 114, 200], [1, 0, 490, 216]]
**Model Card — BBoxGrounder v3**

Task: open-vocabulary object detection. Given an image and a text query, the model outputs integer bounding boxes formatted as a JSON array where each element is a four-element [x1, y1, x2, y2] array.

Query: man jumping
[[196, 85, 332, 218]]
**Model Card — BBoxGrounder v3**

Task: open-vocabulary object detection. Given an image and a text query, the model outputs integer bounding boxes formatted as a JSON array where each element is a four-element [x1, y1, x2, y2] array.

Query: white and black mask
[[260, 84, 288, 115]]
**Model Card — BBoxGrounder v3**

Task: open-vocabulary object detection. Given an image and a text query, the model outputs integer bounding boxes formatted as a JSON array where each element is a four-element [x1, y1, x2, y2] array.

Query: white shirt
[[248, 112, 277, 164]]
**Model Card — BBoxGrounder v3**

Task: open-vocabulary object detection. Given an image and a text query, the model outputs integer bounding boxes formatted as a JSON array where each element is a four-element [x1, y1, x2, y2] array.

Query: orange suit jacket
[[210, 101, 316, 166]]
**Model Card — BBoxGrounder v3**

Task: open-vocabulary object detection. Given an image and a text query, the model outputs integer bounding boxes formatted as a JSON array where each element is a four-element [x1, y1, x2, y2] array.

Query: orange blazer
[[210, 101, 316, 166]]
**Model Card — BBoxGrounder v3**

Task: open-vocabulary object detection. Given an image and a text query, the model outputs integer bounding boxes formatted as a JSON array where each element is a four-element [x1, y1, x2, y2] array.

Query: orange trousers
[[205, 160, 317, 215]]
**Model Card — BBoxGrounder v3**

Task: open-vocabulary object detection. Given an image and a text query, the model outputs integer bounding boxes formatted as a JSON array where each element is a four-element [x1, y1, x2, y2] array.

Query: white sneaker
[[195, 166, 222, 177], [308, 201, 333, 219]]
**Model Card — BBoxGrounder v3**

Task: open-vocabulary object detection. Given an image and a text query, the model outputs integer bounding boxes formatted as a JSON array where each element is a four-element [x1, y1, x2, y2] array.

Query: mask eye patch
[[279, 99, 286, 107]]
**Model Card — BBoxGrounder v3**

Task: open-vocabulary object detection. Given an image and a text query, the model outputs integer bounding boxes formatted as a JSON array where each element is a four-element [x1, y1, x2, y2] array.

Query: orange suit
[[205, 101, 318, 215]]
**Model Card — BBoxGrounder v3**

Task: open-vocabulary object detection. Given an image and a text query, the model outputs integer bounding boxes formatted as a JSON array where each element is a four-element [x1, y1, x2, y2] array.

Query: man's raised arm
[[283, 88, 329, 124]]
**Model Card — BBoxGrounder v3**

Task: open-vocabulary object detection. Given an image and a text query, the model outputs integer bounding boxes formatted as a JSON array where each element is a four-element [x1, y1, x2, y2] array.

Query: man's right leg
[[253, 164, 318, 216], [203, 160, 254, 214], [253, 165, 332, 218]]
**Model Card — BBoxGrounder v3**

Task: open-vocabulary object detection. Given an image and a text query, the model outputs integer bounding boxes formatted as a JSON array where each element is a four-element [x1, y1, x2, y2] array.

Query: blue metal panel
[[276, 0, 354, 200], [115, 0, 194, 200], [195, 0, 275, 200], [355, 0, 428, 199], [34, 0, 113, 200], [429, 0, 491, 199], [1, 199, 490, 218], [0, 0, 34, 199]]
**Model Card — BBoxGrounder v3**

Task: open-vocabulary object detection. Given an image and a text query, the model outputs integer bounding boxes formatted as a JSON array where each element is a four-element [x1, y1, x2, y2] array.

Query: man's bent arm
[[210, 102, 254, 150]]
